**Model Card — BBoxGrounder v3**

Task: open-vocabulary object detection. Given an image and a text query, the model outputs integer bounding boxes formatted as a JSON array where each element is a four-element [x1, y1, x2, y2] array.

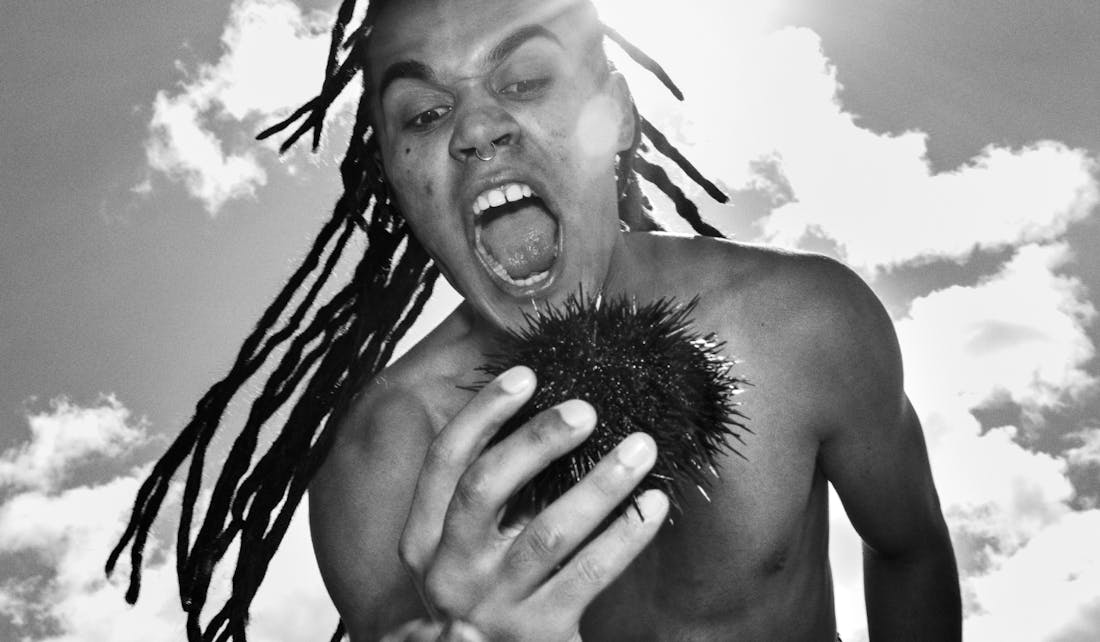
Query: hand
[[398, 366, 669, 642], [380, 618, 487, 642]]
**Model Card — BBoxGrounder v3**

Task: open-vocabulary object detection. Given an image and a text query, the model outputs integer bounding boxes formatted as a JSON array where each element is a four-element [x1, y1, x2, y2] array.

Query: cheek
[[389, 155, 440, 212], [386, 154, 457, 254]]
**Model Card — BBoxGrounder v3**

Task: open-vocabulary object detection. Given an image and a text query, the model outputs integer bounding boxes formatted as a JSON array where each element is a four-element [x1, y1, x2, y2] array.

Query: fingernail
[[636, 489, 668, 518], [616, 433, 653, 467], [556, 399, 595, 430], [498, 366, 534, 394], [449, 620, 489, 642]]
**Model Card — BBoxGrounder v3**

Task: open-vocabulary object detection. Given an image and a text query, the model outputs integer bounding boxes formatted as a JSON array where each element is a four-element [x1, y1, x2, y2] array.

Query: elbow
[[863, 518, 956, 570]]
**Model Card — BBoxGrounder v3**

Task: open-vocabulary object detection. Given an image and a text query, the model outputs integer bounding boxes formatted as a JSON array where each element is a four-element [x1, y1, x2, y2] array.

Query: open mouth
[[472, 182, 560, 289]]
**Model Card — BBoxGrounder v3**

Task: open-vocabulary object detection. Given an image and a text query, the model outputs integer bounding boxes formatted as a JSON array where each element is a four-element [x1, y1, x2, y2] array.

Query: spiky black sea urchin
[[475, 292, 750, 517]]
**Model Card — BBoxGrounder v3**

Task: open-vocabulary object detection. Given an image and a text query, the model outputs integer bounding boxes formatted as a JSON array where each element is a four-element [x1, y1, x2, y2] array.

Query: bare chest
[[424, 289, 838, 636], [574, 374, 835, 639], [578, 448, 833, 639]]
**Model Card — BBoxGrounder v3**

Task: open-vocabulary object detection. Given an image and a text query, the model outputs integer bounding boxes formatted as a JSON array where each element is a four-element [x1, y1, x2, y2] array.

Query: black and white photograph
[[2, 0, 1098, 640]]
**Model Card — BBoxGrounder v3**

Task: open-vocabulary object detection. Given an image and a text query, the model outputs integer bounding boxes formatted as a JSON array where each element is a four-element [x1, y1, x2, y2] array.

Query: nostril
[[461, 134, 511, 162]]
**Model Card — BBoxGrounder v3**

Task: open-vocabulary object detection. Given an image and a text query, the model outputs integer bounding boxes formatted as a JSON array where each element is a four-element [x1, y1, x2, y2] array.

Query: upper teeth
[[473, 182, 535, 215]]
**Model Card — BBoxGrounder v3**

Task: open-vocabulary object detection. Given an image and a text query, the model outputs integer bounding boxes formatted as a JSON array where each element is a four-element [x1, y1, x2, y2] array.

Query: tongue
[[480, 204, 558, 279]]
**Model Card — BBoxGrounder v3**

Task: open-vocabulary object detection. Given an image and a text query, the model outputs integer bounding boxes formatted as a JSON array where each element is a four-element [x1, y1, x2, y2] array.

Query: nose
[[448, 92, 519, 163]]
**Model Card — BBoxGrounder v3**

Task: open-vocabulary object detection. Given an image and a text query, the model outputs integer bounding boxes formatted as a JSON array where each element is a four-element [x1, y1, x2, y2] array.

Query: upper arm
[[805, 258, 950, 558], [309, 384, 434, 639]]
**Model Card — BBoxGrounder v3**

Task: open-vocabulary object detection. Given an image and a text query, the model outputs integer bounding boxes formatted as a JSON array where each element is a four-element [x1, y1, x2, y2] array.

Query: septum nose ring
[[474, 142, 496, 162]]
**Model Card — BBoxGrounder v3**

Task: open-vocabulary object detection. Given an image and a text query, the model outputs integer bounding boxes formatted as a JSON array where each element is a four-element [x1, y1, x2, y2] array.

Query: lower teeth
[[507, 269, 550, 286], [477, 235, 553, 287]]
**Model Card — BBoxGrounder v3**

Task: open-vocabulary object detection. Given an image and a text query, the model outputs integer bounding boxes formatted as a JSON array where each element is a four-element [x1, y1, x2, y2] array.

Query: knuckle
[[422, 568, 452, 609], [525, 519, 565, 559], [454, 466, 494, 510], [590, 467, 623, 499], [575, 553, 606, 586], [422, 567, 448, 611], [397, 532, 423, 573], [527, 413, 560, 449]]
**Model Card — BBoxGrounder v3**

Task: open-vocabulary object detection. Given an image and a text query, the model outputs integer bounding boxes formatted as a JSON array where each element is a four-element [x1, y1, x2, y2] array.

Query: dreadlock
[[107, 1, 728, 640]]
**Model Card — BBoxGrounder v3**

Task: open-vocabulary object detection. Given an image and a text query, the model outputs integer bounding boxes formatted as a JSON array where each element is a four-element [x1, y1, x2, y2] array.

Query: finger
[[438, 619, 489, 642], [536, 488, 669, 617], [379, 619, 443, 642], [441, 399, 598, 549], [378, 618, 488, 642], [401, 366, 536, 569], [501, 432, 658, 592]]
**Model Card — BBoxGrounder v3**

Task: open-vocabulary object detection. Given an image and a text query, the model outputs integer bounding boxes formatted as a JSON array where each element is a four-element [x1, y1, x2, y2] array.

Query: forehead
[[367, 0, 599, 80]]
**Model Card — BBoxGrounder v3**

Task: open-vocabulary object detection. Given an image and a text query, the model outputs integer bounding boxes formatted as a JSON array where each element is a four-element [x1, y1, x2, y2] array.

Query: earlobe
[[609, 71, 637, 153]]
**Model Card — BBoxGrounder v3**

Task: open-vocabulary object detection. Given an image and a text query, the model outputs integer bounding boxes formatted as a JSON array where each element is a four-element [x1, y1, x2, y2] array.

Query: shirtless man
[[308, 0, 962, 639]]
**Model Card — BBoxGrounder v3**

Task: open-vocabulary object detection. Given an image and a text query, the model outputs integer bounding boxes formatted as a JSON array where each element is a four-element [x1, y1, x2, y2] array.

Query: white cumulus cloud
[[76, 1, 1100, 640], [829, 242, 1099, 641], [0, 395, 146, 492], [0, 396, 334, 641], [601, 2, 1099, 272], [525, 4, 1100, 639], [1066, 428, 1100, 470], [898, 243, 1097, 416], [760, 136, 1098, 273], [965, 510, 1100, 641], [918, 244, 1100, 629], [143, 0, 339, 215]]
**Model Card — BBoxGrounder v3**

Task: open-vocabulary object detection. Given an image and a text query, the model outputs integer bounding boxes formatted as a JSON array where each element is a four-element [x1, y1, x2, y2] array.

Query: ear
[[608, 71, 637, 153]]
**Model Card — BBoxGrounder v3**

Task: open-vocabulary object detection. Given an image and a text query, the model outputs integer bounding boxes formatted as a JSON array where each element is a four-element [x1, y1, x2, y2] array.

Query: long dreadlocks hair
[[107, 1, 729, 640]]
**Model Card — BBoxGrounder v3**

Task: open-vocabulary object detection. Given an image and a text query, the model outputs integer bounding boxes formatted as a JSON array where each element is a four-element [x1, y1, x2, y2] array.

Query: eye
[[500, 78, 551, 97], [404, 105, 452, 129]]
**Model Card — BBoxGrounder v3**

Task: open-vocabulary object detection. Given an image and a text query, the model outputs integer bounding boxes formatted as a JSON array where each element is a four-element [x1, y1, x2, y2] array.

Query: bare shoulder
[[734, 241, 899, 366], [308, 306, 477, 635], [665, 235, 884, 315], [646, 234, 904, 435], [651, 234, 894, 341], [307, 370, 431, 634], [728, 241, 903, 431], [318, 301, 481, 464]]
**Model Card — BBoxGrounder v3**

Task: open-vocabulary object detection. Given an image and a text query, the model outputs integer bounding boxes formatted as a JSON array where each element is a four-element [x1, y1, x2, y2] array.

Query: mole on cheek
[[424, 182, 434, 197], [405, 148, 411, 155]]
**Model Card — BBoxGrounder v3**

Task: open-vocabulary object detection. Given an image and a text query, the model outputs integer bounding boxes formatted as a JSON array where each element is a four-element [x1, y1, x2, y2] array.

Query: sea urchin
[[475, 291, 749, 517]]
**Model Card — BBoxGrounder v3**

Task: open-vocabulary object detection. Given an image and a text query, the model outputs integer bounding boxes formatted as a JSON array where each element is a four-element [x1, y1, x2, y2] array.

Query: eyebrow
[[378, 60, 435, 99], [487, 25, 562, 65], [378, 25, 563, 99]]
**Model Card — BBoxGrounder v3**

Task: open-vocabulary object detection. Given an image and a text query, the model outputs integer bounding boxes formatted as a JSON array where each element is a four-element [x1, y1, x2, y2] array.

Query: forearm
[[862, 539, 961, 641]]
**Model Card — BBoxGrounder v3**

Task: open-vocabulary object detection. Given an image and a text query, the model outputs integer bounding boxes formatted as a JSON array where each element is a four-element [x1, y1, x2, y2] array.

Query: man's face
[[368, 0, 633, 331]]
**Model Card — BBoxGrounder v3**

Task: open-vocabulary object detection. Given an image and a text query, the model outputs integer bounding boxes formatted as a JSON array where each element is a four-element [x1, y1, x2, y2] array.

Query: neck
[[459, 231, 660, 349], [601, 230, 656, 301]]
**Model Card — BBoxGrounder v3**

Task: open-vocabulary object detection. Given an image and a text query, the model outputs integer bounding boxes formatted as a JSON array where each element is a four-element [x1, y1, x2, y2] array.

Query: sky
[[1, 0, 1098, 640]]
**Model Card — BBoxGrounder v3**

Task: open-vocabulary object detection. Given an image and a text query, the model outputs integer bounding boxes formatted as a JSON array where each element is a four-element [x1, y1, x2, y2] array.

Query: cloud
[[146, 92, 269, 215], [601, 4, 1100, 272], [0, 395, 146, 493], [760, 136, 1099, 273], [47, 1, 1100, 639], [826, 242, 1100, 640], [965, 510, 1100, 641], [514, 4, 1100, 638], [0, 396, 334, 641], [0, 472, 186, 642], [897, 243, 1097, 416], [0, 397, 182, 640], [1066, 428, 1100, 469], [143, 0, 339, 215]]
